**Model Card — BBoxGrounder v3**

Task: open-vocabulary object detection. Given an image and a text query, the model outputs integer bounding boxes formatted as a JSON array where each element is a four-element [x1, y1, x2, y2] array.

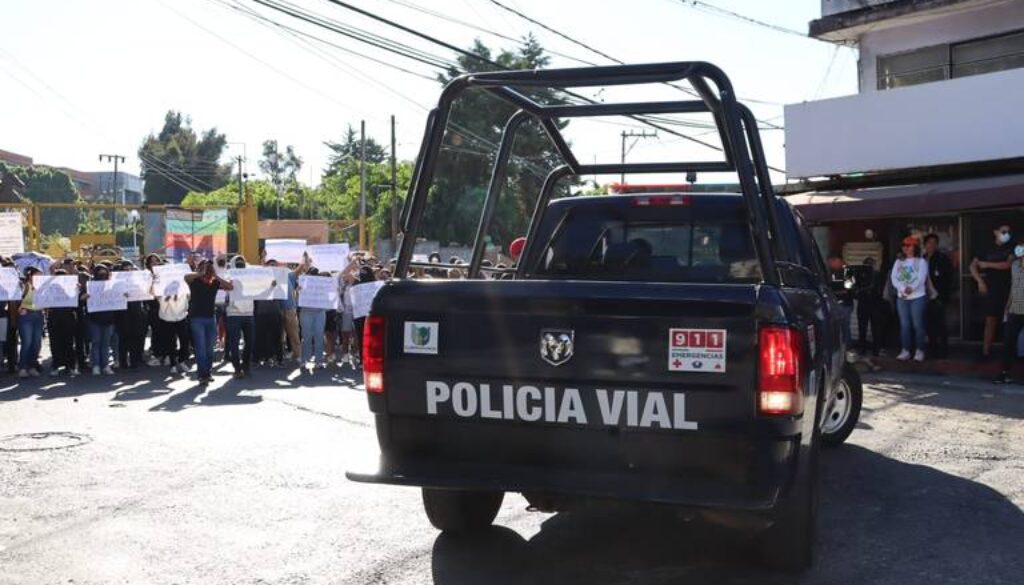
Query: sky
[[1, 0, 858, 189]]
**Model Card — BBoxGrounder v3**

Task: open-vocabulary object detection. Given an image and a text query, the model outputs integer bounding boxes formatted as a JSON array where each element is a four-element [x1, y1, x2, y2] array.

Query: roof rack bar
[[518, 165, 574, 279], [540, 100, 711, 118], [481, 86, 547, 116], [540, 118, 580, 173], [579, 162, 733, 175], [400, 109, 437, 232], [466, 62, 717, 88]]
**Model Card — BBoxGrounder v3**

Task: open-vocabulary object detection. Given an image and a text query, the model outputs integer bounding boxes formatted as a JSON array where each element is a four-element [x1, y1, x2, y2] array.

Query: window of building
[[877, 29, 1024, 90]]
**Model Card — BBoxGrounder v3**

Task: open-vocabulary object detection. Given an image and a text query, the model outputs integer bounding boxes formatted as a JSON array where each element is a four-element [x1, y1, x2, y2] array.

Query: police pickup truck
[[347, 62, 862, 571]]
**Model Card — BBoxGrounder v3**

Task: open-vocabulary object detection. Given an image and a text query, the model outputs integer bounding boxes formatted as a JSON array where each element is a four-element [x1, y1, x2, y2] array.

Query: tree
[[421, 35, 569, 249], [182, 179, 302, 220], [314, 160, 414, 240], [323, 125, 387, 179], [0, 162, 83, 237], [258, 140, 303, 191], [138, 111, 231, 204]]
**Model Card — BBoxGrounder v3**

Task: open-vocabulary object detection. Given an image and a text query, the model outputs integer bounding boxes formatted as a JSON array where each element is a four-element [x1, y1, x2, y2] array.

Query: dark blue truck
[[347, 63, 862, 571]]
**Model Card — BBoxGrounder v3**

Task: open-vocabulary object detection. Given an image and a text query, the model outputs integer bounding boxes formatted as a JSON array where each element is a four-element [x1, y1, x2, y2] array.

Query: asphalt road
[[1, 365, 1021, 584]]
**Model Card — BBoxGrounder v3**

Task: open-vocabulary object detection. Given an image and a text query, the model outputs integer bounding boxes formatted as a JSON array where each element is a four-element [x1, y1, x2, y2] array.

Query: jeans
[[17, 310, 43, 371], [226, 315, 255, 373], [1001, 313, 1024, 371], [896, 296, 927, 353], [88, 321, 114, 369], [190, 317, 218, 378], [299, 309, 326, 364]]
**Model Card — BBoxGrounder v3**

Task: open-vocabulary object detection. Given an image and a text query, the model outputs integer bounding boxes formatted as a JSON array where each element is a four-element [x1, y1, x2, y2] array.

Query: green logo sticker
[[413, 325, 432, 346]]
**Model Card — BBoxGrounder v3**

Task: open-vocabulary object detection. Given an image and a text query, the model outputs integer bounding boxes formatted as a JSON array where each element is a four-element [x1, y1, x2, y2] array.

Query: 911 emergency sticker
[[669, 328, 727, 373]]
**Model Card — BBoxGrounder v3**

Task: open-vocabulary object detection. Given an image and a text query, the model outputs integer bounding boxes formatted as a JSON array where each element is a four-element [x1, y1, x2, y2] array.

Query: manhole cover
[[0, 432, 92, 452]]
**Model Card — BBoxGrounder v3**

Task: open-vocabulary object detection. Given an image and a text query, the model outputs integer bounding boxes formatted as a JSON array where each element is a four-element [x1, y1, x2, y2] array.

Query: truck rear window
[[530, 204, 761, 283]]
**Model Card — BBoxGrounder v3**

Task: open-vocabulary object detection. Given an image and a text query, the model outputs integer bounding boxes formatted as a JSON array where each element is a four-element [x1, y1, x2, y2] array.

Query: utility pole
[[390, 114, 398, 247], [619, 130, 657, 185], [99, 154, 125, 235], [359, 119, 367, 251], [235, 156, 244, 206]]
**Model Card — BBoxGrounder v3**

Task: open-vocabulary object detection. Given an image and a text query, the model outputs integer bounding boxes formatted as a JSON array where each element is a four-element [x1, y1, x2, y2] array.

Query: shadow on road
[[430, 445, 1024, 585], [864, 372, 1024, 420]]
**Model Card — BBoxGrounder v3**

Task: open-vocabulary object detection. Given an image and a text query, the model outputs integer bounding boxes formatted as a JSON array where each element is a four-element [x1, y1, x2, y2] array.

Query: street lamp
[[128, 209, 140, 255]]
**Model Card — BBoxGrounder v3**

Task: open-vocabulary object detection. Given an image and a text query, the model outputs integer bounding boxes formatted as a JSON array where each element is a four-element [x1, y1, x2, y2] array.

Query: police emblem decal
[[540, 329, 574, 366]]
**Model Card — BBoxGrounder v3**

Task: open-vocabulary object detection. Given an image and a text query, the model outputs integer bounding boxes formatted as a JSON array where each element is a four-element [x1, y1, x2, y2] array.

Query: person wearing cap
[[890, 236, 929, 362], [17, 266, 44, 377], [995, 241, 1024, 383]]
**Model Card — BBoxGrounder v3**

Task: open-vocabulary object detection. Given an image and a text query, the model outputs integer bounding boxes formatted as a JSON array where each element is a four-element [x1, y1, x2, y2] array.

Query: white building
[[784, 0, 1024, 342]]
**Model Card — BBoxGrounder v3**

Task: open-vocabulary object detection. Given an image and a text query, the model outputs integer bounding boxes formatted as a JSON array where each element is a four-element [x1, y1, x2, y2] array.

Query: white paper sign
[[0, 267, 21, 302], [228, 267, 276, 299], [351, 280, 385, 319], [265, 239, 307, 264], [112, 271, 154, 301], [87, 280, 127, 313], [307, 243, 350, 273], [252, 267, 289, 301], [0, 212, 25, 256], [33, 275, 79, 309], [298, 274, 338, 310], [152, 264, 192, 297]]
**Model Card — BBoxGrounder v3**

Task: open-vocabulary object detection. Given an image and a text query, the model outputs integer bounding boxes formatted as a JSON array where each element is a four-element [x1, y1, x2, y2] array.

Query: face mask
[[999, 232, 1012, 244], [1015, 245, 1024, 258]]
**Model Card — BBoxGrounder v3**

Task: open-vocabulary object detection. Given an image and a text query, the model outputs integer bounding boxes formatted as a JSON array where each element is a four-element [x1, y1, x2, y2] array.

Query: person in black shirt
[[185, 260, 234, 384], [854, 256, 887, 356], [923, 234, 954, 359], [114, 261, 148, 370], [970, 224, 1014, 359]]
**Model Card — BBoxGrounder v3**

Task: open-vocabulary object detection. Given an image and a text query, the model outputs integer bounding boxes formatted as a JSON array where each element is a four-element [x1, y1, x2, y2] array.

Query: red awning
[[785, 173, 1024, 223]]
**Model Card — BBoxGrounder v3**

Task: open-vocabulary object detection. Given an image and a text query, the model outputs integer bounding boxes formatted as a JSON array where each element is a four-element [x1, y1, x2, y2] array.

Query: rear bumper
[[346, 415, 803, 512]]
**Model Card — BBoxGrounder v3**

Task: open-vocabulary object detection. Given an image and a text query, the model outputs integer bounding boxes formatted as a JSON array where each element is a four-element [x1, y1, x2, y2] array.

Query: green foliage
[[315, 161, 414, 239], [423, 35, 570, 249], [258, 140, 303, 190], [77, 208, 113, 234], [139, 111, 231, 204], [182, 179, 303, 220], [323, 125, 387, 178], [0, 162, 83, 236]]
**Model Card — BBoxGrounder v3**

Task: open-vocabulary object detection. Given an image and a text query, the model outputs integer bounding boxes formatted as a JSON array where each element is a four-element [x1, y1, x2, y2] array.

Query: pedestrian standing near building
[[185, 260, 233, 384], [891, 236, 929, 362], [224, 256, 254, 379], [855, 256, 886, 356], [970, 224, 1014, 360], [17, 266, 44, 378], [923, 234, 954, 359], [994, 241, 1024, 384], [46, 268, 79, 377], [84, 265, 116, 375]]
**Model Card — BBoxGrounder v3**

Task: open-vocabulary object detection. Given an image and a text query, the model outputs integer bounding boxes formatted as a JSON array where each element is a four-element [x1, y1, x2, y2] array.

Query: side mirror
[[776, 262, 818, 290]]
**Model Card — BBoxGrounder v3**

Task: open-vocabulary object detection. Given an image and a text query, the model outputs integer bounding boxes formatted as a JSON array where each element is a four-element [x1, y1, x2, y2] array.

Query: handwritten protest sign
[[351, 280, 385, 319], [86, 280, 127, 313], [252, 267, 289, 301], [298, 274, 338, 310], [307, 243, 350, 273], [152, 264, 191, 297], [0, 267, 21, 302], [112, 271, 153, 302], [265, 239, 307, 264], [32, 275, 79, 309], [0, 212, 25, 256], [228, 267, 276, 299]]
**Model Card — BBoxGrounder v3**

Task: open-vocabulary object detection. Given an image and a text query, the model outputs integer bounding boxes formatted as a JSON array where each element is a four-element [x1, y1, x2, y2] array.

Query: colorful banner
[[164, 208, 228, 262]]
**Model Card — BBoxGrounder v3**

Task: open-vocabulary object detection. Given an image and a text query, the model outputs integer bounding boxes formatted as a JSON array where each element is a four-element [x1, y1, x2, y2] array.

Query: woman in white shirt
[[890, 236, 929, 361]]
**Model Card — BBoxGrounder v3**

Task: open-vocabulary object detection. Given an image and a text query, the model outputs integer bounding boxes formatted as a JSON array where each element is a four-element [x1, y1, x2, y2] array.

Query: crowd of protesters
[[0, 248, 426, 384]]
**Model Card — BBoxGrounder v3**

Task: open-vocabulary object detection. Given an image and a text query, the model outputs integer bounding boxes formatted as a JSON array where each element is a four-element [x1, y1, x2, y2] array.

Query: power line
[[674, 0, 813, 41]]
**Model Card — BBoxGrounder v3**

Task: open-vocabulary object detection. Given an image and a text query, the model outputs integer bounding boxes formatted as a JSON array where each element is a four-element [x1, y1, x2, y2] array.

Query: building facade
[[784, 0, 1024, 342]]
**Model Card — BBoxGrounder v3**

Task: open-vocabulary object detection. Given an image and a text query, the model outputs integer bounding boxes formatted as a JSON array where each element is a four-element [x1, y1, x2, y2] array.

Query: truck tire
[[756, 404, 821, 571], [422, 488, 503, 535], [822, 363, 863, 447]]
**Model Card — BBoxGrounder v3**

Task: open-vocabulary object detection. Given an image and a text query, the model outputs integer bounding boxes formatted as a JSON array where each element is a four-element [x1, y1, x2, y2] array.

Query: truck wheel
[[822, 364, 863, 447], [422, 488, 503, 535]]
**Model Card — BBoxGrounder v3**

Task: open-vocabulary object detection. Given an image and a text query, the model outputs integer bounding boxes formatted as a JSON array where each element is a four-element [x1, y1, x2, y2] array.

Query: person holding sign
[[46, 268, 80, 377], [17, 266, 44, 378], [81, 265, 117, 375], [185, 259, 234, 384], [113, 261, 148, 371], [224, 256, 256, 379], [296, 255, 328, 372]]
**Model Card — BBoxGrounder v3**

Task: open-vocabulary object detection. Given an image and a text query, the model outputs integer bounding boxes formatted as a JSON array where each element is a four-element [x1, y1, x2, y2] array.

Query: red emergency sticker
[[669, 328, 727, 373]]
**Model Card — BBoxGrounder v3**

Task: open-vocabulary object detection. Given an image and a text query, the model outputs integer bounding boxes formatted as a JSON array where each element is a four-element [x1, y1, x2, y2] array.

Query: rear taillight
[[758, 326, 804, 415], [363, 315, 386, 394], [631, 195, 691, 207]]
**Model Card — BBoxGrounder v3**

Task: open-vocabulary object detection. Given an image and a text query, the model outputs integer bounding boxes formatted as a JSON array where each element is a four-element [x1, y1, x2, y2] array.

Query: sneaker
[[170, 365, 180, 375], [103, 366, 115, 375], [92, 366, 102, 376], [147, 356, 162, 367], [913, 350, 925, 362], [994, 372, 1012, 384], [70, 368, 79, 378], [177, 362, 190, 374], [49, 369, 61, 378], [29, 369, 40, 377], [233, 371, 245, 380], [17, 369, 28, 379], [896, 349, 911, 361]]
